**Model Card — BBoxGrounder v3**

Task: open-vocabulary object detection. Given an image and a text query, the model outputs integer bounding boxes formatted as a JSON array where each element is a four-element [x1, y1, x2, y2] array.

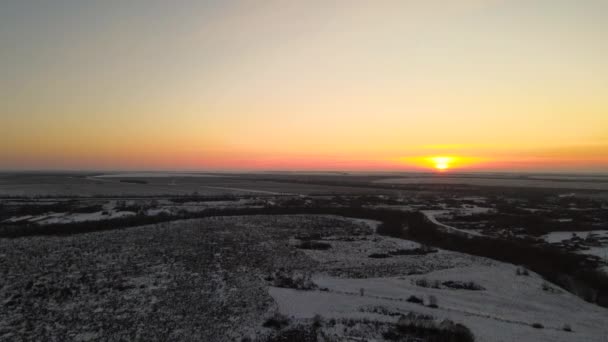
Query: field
[[0, 173, 393, 197], [374, 175, 608, 190], [1, 171, 608, 341], [1, 215, 365, 341]]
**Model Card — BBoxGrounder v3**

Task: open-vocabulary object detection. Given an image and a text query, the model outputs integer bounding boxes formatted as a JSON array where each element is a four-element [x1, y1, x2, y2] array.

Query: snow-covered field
[[374, 177, 608, 190], [270, 265, 608, 342], [422, 210, 485, 237], [271, 231, 608, 342], [0, 173, 390, 197], [301, 234, 490, 278], [579, 246, 608, 260], [198, 185, 297, 195], [543, 230, 608, 263], [93, 172, 223, 178], [0, 215, 354, 341], [0, 198, 267, 225], [41, 211, 136, 224], [543, 230, 608, 244], [2, 206, 607, 341], [3, 210, 137, 225]]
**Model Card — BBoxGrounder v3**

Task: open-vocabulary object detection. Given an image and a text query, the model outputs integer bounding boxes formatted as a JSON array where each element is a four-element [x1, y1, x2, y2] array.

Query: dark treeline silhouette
[[167, 195, 242, 203], [119, 179, 148, 184]]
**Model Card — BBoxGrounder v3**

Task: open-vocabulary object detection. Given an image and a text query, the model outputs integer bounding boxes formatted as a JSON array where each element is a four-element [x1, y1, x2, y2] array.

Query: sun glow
[[398, 155, 482, 171], [431, 156, 453, 171]]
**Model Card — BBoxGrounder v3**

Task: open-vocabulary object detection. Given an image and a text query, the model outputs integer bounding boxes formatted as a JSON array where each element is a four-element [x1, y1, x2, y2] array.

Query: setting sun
[[398, 155, 490, 172], [430, 157, 454, 171]]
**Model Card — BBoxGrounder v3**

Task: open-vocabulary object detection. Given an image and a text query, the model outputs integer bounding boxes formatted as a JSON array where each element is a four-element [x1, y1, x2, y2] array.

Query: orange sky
[[1, 1, 607, 172]]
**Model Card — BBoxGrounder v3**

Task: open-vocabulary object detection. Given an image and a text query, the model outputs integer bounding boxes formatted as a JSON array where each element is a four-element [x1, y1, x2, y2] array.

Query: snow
[[3, 215, 34, 223], [300, 230, 495, 280], [523, 208, 546, 213], [94, 172, 222, 178], [269, 230, 608, 341], [269, 264, 608, 342], [456, 205, 493, 215], [374, 177, 608, 190], [422, 210, 484, 237], [42, 212, 105, 224], [342, 217, 382, 231], [6, 210, 137, 225], [146, 208, 173, 216], [459, 196, 487, 203], [542, 230, 608, 266], [199, 185, 297, 195], [578, 246, 608, 260], [543, 230, 608, 244]]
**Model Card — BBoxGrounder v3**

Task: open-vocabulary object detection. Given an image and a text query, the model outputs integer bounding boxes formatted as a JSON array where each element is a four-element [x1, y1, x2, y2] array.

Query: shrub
[[119, 179, 148, 184], [414, 278, 441, 289], [295, 233, 322, 241], [297, 240, 331, 250], [360, 305, 401, 317], [389, 246, 438, 256], [312, 314, 324, 329], [415, 278, 429, 288], [262, 326, 317, 342], [263, 313, 290, 330], [368, 253, 391, 258], [541, 282, 561, 293], [270, 271, 317, 290], [406, 295, 424, 304], [384, 313, 474, 342], [442, 281, 485, 291], [562, 324, 572, 332]]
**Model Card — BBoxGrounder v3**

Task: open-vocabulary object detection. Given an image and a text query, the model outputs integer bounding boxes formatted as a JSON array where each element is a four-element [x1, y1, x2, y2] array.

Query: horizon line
[[1, 169, 608, 176]]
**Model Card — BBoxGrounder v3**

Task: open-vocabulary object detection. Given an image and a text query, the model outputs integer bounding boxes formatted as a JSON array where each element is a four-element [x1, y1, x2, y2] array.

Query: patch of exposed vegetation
[[297, 240, 331, 250], [266, 270, 317, 290], [359, 305, 402, 317], [388, 245, 438, 256], [263, 313, 291, 330], [442, 281, 485, 291], [368, 253, 391, 259], [406, 295, 424, 304], [383, 313, 474, 342], [119, 179, 148, 184]]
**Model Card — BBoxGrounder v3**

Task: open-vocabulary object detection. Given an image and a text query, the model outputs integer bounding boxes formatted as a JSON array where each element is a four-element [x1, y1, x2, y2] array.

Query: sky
[[1, 0, 607, 172]]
